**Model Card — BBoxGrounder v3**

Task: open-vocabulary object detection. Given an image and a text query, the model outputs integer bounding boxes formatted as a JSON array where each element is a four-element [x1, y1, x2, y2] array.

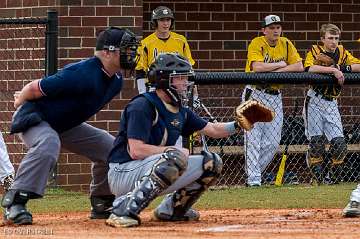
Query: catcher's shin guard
[[307, 136, 325, 184], [154, 151, 223, 221], [106, 149, 187, 227], [1, 190, 32, 225]]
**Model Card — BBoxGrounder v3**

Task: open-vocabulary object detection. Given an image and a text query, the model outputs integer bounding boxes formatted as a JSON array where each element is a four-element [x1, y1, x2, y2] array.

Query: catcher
[[105, 53, 274, 228], [303, 23, 360, 184]]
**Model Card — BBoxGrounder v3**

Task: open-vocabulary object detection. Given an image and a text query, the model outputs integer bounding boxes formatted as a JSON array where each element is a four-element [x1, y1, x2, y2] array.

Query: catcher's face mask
[[167, 73, 194, 107]]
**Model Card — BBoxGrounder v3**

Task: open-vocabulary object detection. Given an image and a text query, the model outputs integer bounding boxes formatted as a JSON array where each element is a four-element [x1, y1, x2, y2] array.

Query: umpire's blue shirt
[[35, 56, 123, 133]]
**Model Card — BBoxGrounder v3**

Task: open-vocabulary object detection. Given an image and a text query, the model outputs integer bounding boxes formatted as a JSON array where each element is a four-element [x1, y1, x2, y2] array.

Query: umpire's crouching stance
[[1, 27, 139, 225], [105, 53, 255, 228]]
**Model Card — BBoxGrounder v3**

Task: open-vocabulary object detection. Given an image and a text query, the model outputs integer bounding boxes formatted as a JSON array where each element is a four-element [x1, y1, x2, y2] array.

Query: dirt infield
[[1, 208, 360, 239]]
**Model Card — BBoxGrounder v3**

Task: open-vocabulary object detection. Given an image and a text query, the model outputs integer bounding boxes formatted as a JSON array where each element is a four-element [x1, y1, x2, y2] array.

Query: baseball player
[[242, 15, 303, 186], [1, 27, 139, 225], [0, 131, 15, 191], [343, 184, 360, 217], [135, 6, 195, 94], [105, 53, 246, 228], [303, 24, 360, 184]]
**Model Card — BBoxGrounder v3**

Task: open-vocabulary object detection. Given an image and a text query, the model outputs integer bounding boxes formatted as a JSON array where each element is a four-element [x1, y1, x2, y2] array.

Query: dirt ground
[[1, 208, 360, 239]]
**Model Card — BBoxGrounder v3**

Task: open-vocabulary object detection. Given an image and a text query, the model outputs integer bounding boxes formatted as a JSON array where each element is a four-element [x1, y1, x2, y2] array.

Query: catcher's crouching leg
[[307, 136, 326, 184], [1, 190, 33, 225], [105, 149, 187, 228], [153, 150, 223, 221]]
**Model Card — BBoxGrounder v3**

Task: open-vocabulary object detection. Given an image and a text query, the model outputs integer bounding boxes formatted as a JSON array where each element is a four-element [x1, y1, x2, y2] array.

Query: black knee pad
[[308, 135, 325, 166], [329, 137, 347, 165], [198, 150, 223, 187], [153, 148, 188, 187]]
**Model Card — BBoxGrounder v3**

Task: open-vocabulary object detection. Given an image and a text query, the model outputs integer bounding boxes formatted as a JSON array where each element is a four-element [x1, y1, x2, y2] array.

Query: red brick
[[82, 38, 96, 47], [307, 13, 329, 21], [224, 3, 247, 12], [7, 0, 22, 7], [342, 23, 360, 31], [319, 4, 342, 13], [39, 0, 55, 5], [211, 51, 234, 59], [235, 32, 260, 40], [224, 22, 246, 31], [235, 13, 260, 22], [192, 50, 209, 60], [342, 4, 360, 13], [224, 60, 245, 70], [199, 3, 222, 11], [176, 22, 198, 31], [96, 7, 122, 16], [58, 0, 81, 6], [95, 110, 122, 121], [69, 27, 94, 37], [248, 3, 271, 12], [213, 12, 235, 22], [188, 32, 210, 40], [69, 7, 95, 16], [58, 164, 81, 174], [187, 13, 210, 21], [295, 4, 318, 12], [175, 3, 199, 12], [59, 38, 81, 47], [295, 22, 318, 31], [272, 4, 295, 12], [59, 17, 81, 26], [82, 17, 107, 26], [109, 17, 134, 27], [198, 60, 223, 69], [0, 9, 16, 18], [330, 13, 353, 22], [122, 6, 142, 16], [283, 13, 306, 22]]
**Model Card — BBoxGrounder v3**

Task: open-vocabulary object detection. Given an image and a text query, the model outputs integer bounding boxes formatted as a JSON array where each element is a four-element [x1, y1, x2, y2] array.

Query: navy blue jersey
[[108, 92, 207, 164], [32, 56, 123, 133]]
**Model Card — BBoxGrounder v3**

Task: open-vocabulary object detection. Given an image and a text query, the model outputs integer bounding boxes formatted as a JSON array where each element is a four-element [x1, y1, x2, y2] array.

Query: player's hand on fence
[[235, 100, 275, 131], [333, 69, 345, 85]]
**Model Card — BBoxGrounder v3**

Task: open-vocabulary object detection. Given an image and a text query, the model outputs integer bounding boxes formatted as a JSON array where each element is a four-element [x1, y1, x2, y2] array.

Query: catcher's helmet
[[96, 27, 139, 70], [148, 53, 194, 107], [151, 6, 174, 29]]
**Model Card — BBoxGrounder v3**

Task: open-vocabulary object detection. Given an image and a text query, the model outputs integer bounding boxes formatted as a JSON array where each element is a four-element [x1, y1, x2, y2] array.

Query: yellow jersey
[[136, 32, 195, 75], [246, 36, 302, 90], [305, 44, 360, 98]]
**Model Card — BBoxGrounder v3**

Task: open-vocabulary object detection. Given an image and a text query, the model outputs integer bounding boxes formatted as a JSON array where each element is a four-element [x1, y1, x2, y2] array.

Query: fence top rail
[[0, 18, 48, 25], [191, 72, 360, 85]]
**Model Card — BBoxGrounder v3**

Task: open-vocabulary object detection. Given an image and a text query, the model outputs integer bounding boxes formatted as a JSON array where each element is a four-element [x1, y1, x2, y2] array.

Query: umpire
[[1, 27, 139, 225]]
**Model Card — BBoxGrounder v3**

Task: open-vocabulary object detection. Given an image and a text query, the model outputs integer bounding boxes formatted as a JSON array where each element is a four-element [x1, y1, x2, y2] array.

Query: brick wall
[[1, 0, 360, 192]]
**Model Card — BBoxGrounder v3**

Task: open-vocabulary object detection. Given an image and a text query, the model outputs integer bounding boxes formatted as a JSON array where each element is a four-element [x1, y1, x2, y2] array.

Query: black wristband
[[339, 65, 352, 73]]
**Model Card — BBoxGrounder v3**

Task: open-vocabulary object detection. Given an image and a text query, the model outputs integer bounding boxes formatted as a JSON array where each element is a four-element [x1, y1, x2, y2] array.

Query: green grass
[[0, 183, 356, 214]]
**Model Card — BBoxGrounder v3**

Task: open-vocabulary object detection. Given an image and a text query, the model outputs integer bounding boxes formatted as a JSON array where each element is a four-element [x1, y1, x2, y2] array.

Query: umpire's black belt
[[314, 92, 336, 101], [255, 86, 280, 95]]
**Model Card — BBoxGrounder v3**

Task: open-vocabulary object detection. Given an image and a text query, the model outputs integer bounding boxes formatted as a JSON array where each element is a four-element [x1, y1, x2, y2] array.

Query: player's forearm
[[350, 64, 360, 72], [200, 122, 239, 138], [274, 62, 304, 72], [252, 62, 284, 72], [308, 65, 338, 74]]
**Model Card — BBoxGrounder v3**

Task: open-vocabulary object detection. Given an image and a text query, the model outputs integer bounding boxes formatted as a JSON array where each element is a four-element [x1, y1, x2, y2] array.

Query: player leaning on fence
[[135, 6, 195, 94], [241, 15, 303, 187], [303, 23, 360, 185], [1, 27, 139, 225]]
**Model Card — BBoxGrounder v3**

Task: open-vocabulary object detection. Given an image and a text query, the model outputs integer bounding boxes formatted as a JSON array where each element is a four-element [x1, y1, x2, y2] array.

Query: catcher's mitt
[[235, 100, 275, 131], [314, 53, 334, 66]]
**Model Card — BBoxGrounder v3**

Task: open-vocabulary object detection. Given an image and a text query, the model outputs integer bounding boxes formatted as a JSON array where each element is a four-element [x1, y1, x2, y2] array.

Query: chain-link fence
[[0, 11, 58, 185], [190, 81, 360, 187]]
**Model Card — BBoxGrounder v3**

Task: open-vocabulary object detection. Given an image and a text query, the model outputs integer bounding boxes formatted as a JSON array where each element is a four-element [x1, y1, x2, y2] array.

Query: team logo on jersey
[[171, 118, 181, 128], [264, 53, 285, 63]]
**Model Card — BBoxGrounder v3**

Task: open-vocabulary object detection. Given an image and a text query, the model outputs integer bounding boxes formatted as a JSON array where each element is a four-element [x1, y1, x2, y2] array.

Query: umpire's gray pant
[[12, 121, 114, 197]]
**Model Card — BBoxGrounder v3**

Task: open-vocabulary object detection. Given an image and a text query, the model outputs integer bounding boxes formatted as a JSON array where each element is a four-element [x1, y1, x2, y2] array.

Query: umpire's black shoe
[[90, 195, 114, 219], [3, 204, 32, 225]]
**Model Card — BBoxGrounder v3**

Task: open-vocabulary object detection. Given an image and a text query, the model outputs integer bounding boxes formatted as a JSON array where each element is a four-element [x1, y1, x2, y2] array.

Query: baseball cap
[[96, 27, 129, 51], [262, 15, 282, 28]]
